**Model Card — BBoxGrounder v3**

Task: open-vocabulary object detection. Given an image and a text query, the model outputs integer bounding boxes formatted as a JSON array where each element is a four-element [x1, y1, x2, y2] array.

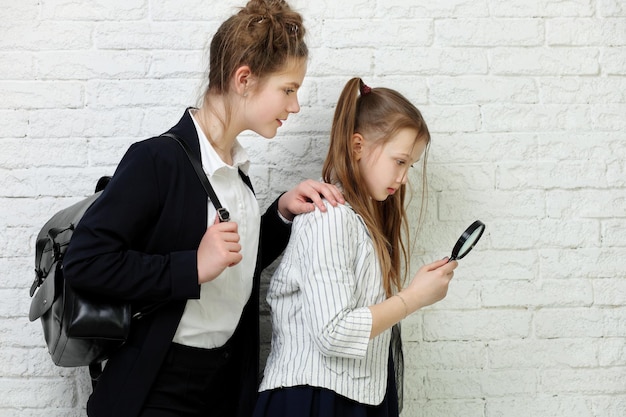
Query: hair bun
[[206, 0, 307, 94], [242, 0, 283, 16], [240, 0, 304, 41]]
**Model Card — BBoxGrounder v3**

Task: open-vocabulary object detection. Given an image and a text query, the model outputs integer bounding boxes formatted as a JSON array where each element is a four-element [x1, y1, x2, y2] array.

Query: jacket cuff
[[267, 193, 292, 232], [169, 250, 201, 300]]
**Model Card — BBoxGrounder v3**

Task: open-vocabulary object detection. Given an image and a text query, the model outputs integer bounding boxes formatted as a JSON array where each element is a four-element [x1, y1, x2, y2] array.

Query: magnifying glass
[[449, 220, 486, 261]]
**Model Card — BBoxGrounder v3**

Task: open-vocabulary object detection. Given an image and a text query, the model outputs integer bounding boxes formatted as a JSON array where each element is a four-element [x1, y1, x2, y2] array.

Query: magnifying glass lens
[[458, 227, 484, 257], [450, 220, 486, 261]]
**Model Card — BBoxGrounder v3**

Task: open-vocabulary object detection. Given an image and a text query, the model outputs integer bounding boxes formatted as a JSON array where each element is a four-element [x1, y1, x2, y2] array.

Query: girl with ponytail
[[63, 1, 343, 416], [255, 78, 458, 416]]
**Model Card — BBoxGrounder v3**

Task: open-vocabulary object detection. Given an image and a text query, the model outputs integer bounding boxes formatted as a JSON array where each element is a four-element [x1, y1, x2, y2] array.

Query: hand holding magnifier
[[448, 220, 486, 261]]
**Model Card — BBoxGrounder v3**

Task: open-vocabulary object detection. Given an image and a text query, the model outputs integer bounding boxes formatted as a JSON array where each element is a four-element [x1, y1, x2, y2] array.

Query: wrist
[[398, 290, 423, 315], [277, 193, 294, 222], [276, 209, 293, 224], [393, 293, 409, 319]]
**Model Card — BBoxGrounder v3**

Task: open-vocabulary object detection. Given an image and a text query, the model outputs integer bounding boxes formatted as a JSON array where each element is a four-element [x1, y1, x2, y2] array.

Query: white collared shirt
[[172, 110, 261, 348]]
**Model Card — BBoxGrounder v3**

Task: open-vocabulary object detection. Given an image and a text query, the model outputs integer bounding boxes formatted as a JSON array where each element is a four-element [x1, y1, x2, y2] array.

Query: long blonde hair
[[322, 78, 430, 297]]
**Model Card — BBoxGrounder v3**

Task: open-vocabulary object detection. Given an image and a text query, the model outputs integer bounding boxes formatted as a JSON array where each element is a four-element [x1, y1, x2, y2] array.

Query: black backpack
[[28, 134, 232, 387], [28, 176, 131, 372]]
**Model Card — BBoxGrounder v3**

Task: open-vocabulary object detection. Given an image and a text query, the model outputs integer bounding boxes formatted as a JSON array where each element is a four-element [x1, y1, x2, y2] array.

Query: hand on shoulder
[[277, 180, 344, 221]]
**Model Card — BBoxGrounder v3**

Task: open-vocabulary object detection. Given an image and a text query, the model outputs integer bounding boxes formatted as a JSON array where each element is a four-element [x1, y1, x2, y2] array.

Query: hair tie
[[360, 82, 372, 96], [287, 23, 299, 36]]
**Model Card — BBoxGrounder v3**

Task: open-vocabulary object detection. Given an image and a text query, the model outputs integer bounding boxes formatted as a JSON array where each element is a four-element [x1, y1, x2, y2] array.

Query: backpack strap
[[162, 133, 253, 222], [89, 363, 104, 390]]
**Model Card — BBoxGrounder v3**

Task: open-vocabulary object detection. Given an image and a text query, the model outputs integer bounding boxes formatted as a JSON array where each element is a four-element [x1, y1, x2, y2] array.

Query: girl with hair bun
[[255, 78, 458, 416], [63, 1, 343, 416]]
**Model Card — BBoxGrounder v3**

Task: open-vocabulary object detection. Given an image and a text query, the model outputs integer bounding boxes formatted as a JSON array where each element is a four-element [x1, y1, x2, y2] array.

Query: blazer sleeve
[[63, 141, 200, 303], [259, 193, 292, 270], [296, 204, 373, 360]]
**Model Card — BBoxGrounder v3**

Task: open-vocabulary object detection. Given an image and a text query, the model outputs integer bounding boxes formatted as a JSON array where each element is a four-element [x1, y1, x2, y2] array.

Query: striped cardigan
[[259, 200, 391, 405]]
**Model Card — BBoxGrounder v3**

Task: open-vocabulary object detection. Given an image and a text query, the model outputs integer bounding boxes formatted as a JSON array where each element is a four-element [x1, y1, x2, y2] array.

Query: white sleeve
[[295, 204, 373, 360]]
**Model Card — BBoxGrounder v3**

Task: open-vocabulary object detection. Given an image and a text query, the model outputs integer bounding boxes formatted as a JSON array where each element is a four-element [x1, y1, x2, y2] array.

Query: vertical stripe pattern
[[259, 201, 391, 405]]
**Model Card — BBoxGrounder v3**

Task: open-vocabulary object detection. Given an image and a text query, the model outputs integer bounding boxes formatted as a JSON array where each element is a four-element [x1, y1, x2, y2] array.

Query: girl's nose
[[398, 169, 409, 185], [288, 96, 300, 114]]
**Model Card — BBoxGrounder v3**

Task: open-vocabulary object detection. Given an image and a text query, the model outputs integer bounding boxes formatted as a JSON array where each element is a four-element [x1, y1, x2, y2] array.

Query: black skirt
[[253, 352, 399, 417]]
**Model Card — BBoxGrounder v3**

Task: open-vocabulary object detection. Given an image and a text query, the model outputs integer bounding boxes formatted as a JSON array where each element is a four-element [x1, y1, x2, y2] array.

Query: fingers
[[197, 220, 242, 283], [225, 250, 243, 267], [289, 202, 316, 216], [436, 260, 458, 280], [298, 180, 345, 212], [407, 259, 457, 310], [310, 180, 345, 206], [429, 257, 459, 270], [425, 257, 451, 271], [210, 219, 238, 233], [277, 180, 345, 219], [216, 233, 242, 267], [213, 226, 241, 249], [441, 259, 458, 273], [420, 258, 457, 284], [299, 180, 329, 212]]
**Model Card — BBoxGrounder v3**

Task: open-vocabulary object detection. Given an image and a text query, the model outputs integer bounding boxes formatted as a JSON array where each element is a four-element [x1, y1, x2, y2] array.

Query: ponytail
[[323, 77, 431, 297]]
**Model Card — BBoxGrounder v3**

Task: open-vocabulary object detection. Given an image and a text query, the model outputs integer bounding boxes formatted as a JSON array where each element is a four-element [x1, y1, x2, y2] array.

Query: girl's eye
[[396, 160, 406, 166], [285, 88, 295, 95]]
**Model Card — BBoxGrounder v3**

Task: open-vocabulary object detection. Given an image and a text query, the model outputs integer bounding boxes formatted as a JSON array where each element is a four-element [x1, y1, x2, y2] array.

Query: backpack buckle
[[217, 208, 230, 223]]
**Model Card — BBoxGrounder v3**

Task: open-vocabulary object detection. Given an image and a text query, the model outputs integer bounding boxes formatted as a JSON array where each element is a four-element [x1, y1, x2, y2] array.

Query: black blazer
[[64, 109, 291, 417]]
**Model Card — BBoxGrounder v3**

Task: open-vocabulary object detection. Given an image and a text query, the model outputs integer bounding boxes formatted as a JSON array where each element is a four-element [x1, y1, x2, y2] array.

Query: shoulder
[[121, 109, 200, 165], [119, 135, 190, 171], [293, 200, 360, 231], [289, 201, 363, 258], [128, 135, 186, 158]]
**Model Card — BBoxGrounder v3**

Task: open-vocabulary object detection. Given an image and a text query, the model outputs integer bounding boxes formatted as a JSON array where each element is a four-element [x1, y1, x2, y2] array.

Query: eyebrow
[[395, 151, 421, 163], [285, 81, 301, 88]]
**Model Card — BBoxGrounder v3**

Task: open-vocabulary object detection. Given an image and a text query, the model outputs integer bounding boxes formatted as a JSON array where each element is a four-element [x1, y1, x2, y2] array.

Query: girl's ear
[[352, 133, 364, 160], [233, 65, 256, 96]]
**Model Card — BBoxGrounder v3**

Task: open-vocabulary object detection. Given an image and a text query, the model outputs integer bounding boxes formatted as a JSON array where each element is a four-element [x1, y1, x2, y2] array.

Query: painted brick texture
[[1, 0, 624, 416]]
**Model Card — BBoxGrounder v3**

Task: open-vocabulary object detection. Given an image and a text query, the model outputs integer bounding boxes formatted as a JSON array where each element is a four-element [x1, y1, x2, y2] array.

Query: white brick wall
[[1, 0, 624, 416]]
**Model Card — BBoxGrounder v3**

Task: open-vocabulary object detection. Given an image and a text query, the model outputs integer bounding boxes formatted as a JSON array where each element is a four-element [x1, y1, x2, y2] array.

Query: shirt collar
[[189, 109, 251, 177]]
